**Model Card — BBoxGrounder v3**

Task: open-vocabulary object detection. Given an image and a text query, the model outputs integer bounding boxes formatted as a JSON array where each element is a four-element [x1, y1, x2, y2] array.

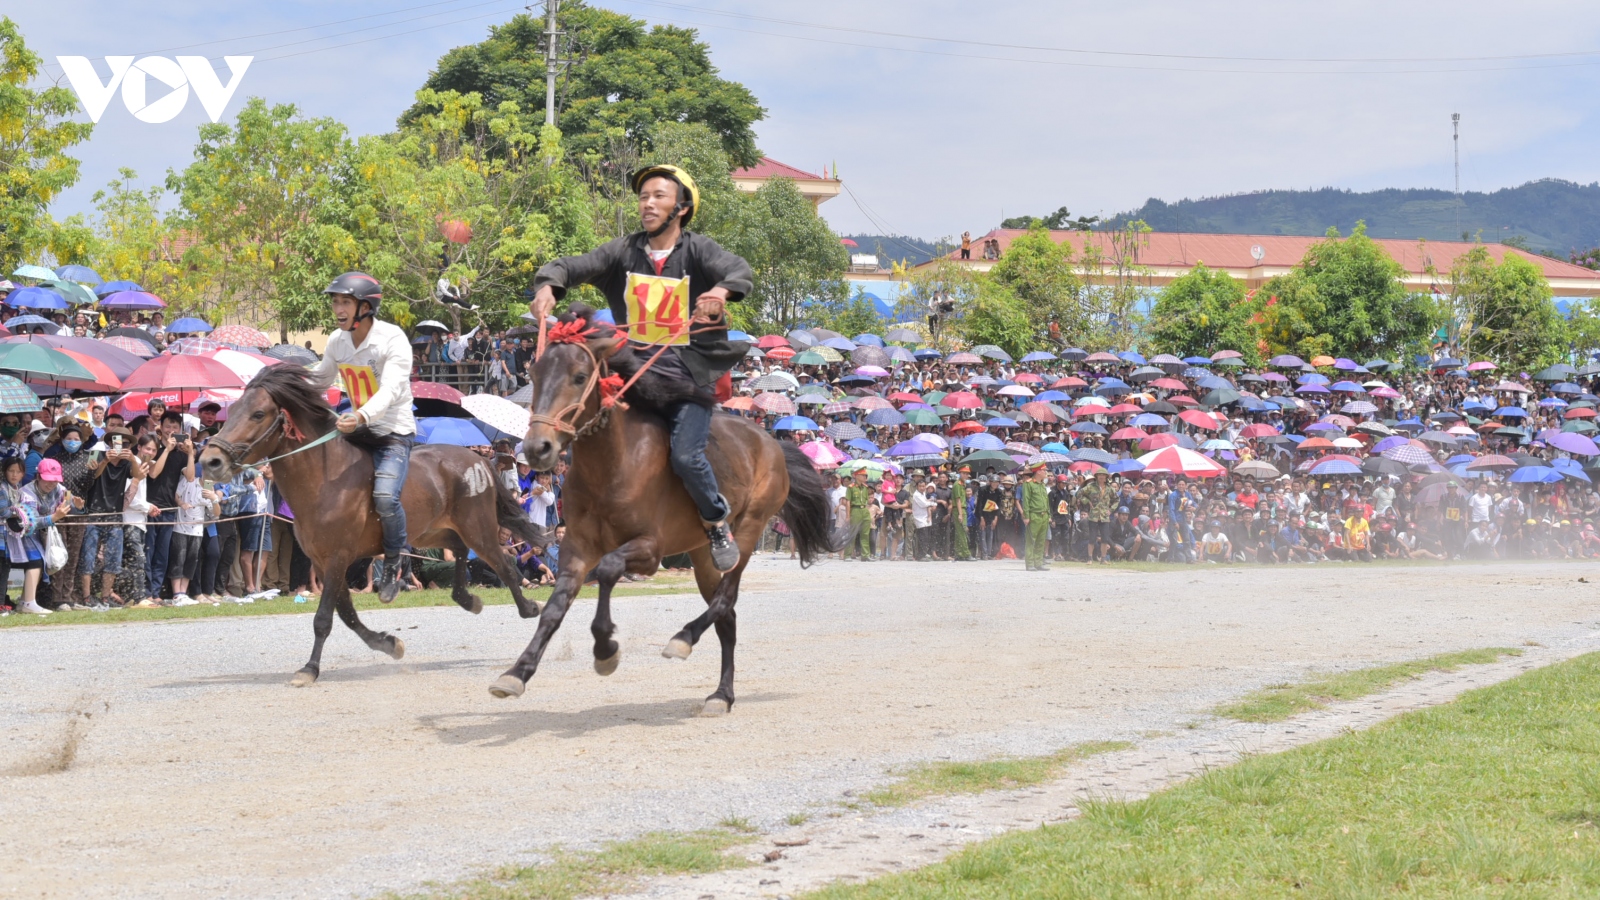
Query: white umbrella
[[461, 393, 530, 438]]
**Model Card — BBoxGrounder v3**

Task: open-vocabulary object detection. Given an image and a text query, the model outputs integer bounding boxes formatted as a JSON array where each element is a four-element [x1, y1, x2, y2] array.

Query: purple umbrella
[[98, 290, 167, 309], [1547, 432, 1600, 456], [1295, 383, 1330, 394], [1370, 435, 1410, 453]]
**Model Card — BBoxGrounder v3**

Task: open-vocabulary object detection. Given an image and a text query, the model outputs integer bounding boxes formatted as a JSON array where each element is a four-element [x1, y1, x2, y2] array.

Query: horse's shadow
[[418, 692, 798, 745], [153, 657, 501, 689]]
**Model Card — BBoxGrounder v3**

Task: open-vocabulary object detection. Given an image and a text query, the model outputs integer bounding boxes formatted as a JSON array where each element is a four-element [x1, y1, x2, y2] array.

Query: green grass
[[862, 741, 1134, 808], [1215, 647, 1523, 723], [390, 827, 754, 900], [809, 651, 1600, 899], [0, 578, 697, 629]]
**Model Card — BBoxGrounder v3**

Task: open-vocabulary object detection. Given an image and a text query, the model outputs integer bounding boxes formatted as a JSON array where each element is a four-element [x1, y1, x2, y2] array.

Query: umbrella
[[1070, 447, 1118, 465], [791, 350, 829, 366], [2, 314, 53, 333], [57, 265, 104, 285], [1234, 459, 1280, 479], [753, 392, 797, 415], [773, 415, 821, 432], [100, 335, 159, 358], [749, 373, 799, 392], [824, 422, 866, 442], [884, 328, 920, 343], [0, 343, 95, 381], [947, 352, 981, 365], [461, 393, 531, 437], [120, 354, 245, 391], [417, 417, 493, 446], [1269, 354, 1306, 367], [904, 409, 942, 427], [864, 408, 906, 427], [1361, 457, 1410, 478], [10, 264, 55, 281], [5, 286, 68, 309], [851, 345, 891, 367], [1509, 466, 1562, 484], [961, 433, 1006, 450], [0, 375, 40, 414], [985, 417, 1019, 429], [1464, 454, 1517, 470], [887, 438, 944, 457], [414, 320, 449, 334], [1136, 446, 1226, 477], [209, 324, 274, 348], [167, 316, 212, 334], [799, 440, 848, 468], [1547, 432, 1600, 456], [961, 449, 1020, 471], [1309, 458, 1362, 476], [37, 280, 96, 305], [94, 280, 145, 297], [265, 344, 319, 365]]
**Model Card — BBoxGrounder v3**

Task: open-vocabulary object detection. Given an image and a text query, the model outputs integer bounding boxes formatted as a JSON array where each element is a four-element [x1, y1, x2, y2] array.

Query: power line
[[617, 0, 1600, 66], [253, 5, 525, 62]]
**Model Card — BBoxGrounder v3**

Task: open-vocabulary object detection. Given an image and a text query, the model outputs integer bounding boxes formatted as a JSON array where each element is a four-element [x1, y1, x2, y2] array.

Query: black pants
[[662, 400, 725, 523], [213, 520, 239, 596]]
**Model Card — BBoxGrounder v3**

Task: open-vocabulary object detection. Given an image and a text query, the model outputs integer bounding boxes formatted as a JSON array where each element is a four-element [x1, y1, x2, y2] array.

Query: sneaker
[[223, 594, 245, 604], [18, 601, 51, 615], [704, 522, 741, 572], [376, 557, 403, 604], [133, 599, 159, 609], [172, 594, 200, 607]]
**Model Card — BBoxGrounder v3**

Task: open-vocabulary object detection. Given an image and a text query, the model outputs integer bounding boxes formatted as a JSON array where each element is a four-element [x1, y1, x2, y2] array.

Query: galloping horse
[[199, 366, 546, 687], [492, 305, 836, 715]]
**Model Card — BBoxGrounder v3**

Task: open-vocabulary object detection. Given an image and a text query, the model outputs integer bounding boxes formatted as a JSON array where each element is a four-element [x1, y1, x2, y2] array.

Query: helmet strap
[[646, 202, 686, 240]]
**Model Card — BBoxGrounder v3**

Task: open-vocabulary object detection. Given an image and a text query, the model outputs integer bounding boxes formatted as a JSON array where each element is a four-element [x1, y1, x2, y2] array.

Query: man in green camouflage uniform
[[1021, 462, 1052, 570], [1076, 470, 1115, 563]]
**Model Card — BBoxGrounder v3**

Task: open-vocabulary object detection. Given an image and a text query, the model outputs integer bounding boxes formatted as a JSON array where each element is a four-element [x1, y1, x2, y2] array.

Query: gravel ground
[[2, 556, 1598, 900]]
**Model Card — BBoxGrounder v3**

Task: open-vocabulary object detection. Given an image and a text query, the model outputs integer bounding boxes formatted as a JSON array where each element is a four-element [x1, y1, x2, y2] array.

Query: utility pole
[[1452, 113, 1461, 239], [543, 0, 562, 126]]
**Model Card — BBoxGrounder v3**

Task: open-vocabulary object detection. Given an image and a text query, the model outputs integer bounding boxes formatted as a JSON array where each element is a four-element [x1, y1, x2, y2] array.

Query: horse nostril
[[537, 440, 553, 458]]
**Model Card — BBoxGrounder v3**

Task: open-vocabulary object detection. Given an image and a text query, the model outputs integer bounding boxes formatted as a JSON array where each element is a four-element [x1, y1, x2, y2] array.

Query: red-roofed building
[[732, 157, 841, 208], [915, 229, 1600, 298]]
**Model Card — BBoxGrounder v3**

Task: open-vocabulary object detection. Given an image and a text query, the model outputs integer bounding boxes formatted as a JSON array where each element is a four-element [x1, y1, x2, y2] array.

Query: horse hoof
[[701, 697, 730, 717], [289, 670, 317, 688], [488, 675, 526, 699], [594, 649, 620, 676], [465, 594, 483, 614], [516, 600, 544, 620], [662, 638, 693, 660], [388, 637, 406, 660]]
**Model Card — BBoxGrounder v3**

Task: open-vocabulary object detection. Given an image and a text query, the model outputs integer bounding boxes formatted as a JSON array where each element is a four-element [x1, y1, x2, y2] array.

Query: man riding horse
[[305, 272, 416, 602], [529, 165, 752, 572]]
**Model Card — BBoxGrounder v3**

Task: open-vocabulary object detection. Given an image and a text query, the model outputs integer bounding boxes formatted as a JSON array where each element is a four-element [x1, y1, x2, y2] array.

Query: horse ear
[[591, 329, 627, 360]]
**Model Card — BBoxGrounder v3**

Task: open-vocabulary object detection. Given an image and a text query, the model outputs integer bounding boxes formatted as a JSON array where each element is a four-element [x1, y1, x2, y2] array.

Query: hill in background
[[840, 233, 941, 267], [1102, 179, 1600, 254]]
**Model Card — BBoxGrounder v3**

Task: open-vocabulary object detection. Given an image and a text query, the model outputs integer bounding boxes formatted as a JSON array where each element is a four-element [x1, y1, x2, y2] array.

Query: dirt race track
[[4, 556, 1600, 899]]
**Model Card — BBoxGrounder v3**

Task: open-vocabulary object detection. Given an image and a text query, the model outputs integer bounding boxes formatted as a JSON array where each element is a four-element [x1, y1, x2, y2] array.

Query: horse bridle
[[526, 341, 615, 440], [207, 409, 289, 469]]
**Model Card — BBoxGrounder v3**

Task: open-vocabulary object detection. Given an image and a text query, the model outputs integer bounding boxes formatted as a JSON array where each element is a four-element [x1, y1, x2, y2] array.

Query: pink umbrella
[[753, 392, 796, 415], [799, 439, 848, 468], [120, 354, 246, 391], [1369, 386, 1401, 399], [854, 396, 893, 410], [942, 391, 983, 409], [1136, 446, 1227, 477], [1178, 409, 1221, 430], [854, 365, 889, 378], [1465, 361, 1497, 371]]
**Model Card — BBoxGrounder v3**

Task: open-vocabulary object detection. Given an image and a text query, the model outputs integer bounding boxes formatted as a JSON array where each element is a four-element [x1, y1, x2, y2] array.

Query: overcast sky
[[17, 1, 1600, 243]]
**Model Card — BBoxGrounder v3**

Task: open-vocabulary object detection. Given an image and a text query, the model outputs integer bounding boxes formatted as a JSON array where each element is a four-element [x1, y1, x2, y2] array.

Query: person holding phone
[[142, 412, 190, 600]]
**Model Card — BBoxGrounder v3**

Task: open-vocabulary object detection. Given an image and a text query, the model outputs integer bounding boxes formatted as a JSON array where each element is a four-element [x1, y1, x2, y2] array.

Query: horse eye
[[572, 373, 586, 386], [251, 411, 265, 420]]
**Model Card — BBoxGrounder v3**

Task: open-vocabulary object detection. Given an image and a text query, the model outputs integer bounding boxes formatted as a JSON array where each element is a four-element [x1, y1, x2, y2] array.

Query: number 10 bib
[[625, 272, 691, 346]]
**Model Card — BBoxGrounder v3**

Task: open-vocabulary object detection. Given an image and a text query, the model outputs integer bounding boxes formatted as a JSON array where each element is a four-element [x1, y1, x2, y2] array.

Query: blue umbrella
[[852, 333, 885, 347], [1107, 458, 1145, 474], [727, 330, 753, 341], [1096, 377, 1130, 390], [1494, 406, 1527, 418], [864, 408, 906, 427], [168, 316, 212, 334], [1551, 382, 1582, 394], [1021, 351, 1056, 363], [913, 348, 943, 360], [1509, 466, 1561, 484], [1309, 458, 1362, 476], [417, 417, 492, 446], [844, 438, 879, 455], [887, 438, 943, 457], [961, 433, 1005, 450], [1035, 390, 1071, 402], [821, 337, 857, 351], [10, 264, 55, 281], [1330, 380, 1366, 393], [4, 286, 68, 309], [1130, 413, 1168, 427], [1182, 356, 1212, 365], [1070, 422, 1108, 434], [4, 314, 55, 331], [1071, 447, 1117, 464], [985, 417, 1019, 429], [1296, 384, 1331, 394], [1297, 372, 1330, 384], [1040, 441, 1070, 454], [1195, 375, 1232, 390], [773, 415, 819, 431], [1117, 351, 1146, 365], [94, 279, 146, 297], [53, 265, 102, 285]]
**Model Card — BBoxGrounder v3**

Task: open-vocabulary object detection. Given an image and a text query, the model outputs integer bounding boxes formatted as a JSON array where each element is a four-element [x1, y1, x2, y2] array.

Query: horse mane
[[558, 302, 711, 409], [246, 364, 339, 435]]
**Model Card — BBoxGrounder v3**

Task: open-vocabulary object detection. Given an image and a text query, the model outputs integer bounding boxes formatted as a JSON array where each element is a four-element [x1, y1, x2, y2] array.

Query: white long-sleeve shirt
[[306, 321, 417, 436], [123, 476, 154, 530]]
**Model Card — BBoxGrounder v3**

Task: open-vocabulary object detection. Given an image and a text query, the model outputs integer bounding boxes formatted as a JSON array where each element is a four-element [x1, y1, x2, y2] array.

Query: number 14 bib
[[625, 272, 691, 346]]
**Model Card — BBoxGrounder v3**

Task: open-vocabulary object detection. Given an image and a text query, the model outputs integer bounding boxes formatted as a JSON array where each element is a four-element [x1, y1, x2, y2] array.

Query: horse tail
[[494, 475, 550, 551], [777, 441, 841, 568]]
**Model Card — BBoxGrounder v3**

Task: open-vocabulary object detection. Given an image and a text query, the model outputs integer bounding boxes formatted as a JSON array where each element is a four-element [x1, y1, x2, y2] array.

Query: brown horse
[[493, 306, 836, 715], [198, 366, 546, 687]]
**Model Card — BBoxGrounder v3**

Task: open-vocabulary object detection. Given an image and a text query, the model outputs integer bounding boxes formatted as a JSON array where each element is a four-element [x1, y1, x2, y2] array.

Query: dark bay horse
[[495, 306, 835, 715], [199, 366, 546, 687]]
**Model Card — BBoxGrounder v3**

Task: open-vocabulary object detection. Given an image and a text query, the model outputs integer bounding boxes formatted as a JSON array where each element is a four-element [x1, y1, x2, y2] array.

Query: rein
[[209, 408, 341, 470]]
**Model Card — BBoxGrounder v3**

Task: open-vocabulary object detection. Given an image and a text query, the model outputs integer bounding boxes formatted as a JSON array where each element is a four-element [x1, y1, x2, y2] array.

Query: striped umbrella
[[824, 422, 866, 441], [0, 375, 40, 414], [753, 392, 796, 415]]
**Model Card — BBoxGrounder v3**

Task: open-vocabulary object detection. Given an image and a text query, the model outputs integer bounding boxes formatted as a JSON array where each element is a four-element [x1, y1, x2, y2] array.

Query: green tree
[[1448, 246, 1565, 369], [0, 18, 94, 264], [1000, 206, 1099, 231], [954, 279, 1033, 360], [1147, 264, 1264, 364], [1565, 302, 1600, 359], [814, 290, 884, 336], [718, 177, 847, 332], [66, 168, 199, 308], [1259, 222, 1437, 360], [166, 98, 353, 337], [407, 7, 764, 170], [987, 225, 1084, 349], [1071, 221, 1152, 350], [344, 90, 596, 333]]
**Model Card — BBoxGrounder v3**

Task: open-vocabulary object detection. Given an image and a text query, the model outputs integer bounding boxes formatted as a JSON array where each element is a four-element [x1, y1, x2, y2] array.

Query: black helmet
[[324, 272, 383, 305]]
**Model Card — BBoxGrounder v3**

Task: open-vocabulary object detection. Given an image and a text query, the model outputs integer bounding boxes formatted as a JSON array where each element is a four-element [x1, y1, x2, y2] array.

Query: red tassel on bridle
[[546, 320, 596, 346], [281, 411, 305, 442], [599, 373, 627, 409]]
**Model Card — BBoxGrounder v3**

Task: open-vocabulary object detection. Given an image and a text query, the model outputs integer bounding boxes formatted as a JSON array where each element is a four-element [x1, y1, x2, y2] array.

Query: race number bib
[[339, 364, 378, 408], [1056, 500, 1070, 515], [625, 272, 691, 345], [983, 500, 998, 512]]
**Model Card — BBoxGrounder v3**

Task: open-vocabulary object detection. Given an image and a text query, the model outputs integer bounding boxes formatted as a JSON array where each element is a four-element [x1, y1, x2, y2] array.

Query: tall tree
[[718, 177, 847, 332], [986, 225, 1082, 348], [1147, 264, 1264, 364], [406, 7, 764, 172], [1259, 222, 1438, 360], [0, 18, 93, 264], [954, 279, 1033, 360], [166, 98, 352, 338], [1448, 246, 1565, 369], [1071, 221, 1152, 350]]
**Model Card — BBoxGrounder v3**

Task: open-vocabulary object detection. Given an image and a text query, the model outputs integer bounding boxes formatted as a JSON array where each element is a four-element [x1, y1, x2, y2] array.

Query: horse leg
[[456, 521, 542, 620], [706, 605, 738, 716], [489, 559, 586, 698], [590, 538, 660, 677], [291, 555, 354, 687], [335, 580, 406, 661], [449, 558, 482, 614]]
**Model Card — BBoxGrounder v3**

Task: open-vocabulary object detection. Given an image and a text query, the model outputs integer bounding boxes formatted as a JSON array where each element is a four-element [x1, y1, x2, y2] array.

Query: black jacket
[[533, 230, 753, 386]]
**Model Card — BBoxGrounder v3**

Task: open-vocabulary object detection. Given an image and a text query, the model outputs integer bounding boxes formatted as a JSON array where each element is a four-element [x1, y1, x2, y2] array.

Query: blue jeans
[[146, 511, 175, 595], [662, 401, 726, 522], [80, 524, 125, 575], [371, 433, 413, 558]]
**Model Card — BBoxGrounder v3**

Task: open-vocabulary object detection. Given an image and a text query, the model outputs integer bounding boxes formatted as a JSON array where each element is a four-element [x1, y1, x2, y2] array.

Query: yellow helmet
[[630, 165, 701, 228]]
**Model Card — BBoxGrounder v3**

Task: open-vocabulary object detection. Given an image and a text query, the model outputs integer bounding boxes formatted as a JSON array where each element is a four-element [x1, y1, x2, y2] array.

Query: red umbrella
[[1140, 433, 1183, 451], [1013, 373, 1043, 384], [766, 346, 796, 360], [753, 392, 796, 415], [888, 391, 922, 403], [1110, 426, 1148, 441], [1566, 408, 1596, 419], [410, 380, 464, 403], [38, 348, 123, 393], [948, 420, 985, 436], [120, 354, 246, 391], [1298, 437, 1335, 451], [1150, 377, 1187, 391], [942, 391, 983, 409], [722, 396, 754, 411], [1168, 395, 1199, 406], [1136, 445, 1226, 477], [1052, 377, 1087, 389], [1107, 403, 1142, 414], [1178, 409, 1220, 430], [1020, 401, 1059, 423], [755, 335, 791, 349], [1239, 423, 1279, 438]]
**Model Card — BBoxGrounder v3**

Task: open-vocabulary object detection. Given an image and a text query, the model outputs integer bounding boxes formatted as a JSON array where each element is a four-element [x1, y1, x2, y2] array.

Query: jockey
[[531, 165, 752, 572], [305, 272, 417, 602]]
